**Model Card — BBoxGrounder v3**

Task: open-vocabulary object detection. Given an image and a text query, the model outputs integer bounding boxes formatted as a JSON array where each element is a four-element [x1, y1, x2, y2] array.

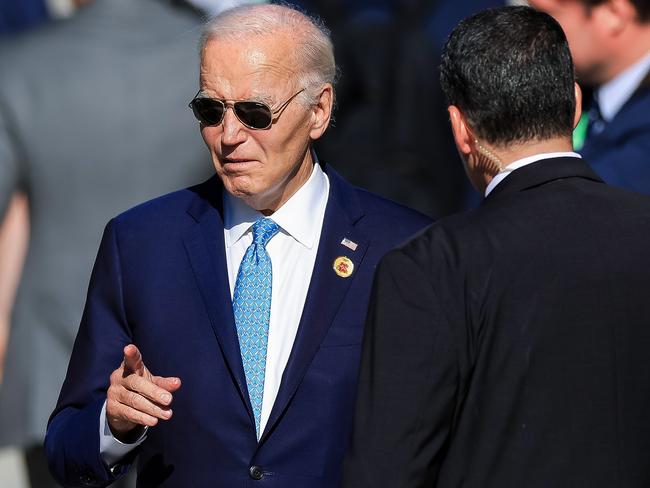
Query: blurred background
[[2, 0, 648, 486]]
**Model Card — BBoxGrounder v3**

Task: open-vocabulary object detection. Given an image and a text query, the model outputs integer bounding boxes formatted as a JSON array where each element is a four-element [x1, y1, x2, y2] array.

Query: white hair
[[199, 3, 337, 105]]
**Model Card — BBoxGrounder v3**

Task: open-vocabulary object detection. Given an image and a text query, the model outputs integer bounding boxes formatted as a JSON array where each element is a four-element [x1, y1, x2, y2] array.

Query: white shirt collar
[[484, 151, 581, 197], [223, 160, 329, 250], [597, 50, 650, 122]]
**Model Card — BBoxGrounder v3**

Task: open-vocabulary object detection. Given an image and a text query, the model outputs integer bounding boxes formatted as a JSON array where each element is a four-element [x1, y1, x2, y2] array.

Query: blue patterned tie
[[233, 218, 279, 438]]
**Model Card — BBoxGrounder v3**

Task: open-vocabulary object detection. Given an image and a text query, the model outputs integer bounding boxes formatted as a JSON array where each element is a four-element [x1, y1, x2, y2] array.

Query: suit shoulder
[[354, 187, 433, 233], [393, 208, 481, 265], [112, 183, 203, 227]]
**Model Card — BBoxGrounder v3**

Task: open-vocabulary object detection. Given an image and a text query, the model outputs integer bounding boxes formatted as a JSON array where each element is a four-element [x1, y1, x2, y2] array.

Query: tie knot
[[252, 218, 279, 248]]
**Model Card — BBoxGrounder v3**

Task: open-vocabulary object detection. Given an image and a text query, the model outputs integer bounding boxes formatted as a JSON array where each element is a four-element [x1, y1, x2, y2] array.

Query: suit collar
[[619, 65, 650, 118], [595, 65, 650, 134], [485, 152, 582, 197], [186, 174, 224, 223], [640, 67, 650, 90], [486, 156, 604, 200], [320, 160, 366, 224]]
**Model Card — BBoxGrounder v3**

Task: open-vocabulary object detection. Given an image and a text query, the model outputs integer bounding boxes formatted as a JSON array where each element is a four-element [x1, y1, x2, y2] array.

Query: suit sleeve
[[341, 246, 459, 488], [45, 219, 137, 487]]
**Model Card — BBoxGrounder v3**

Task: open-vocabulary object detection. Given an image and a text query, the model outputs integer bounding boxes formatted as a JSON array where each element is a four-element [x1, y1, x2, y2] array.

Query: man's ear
[[594, 0, 635, 35], [448, 105, 473, 155], [574, 82, 583, 129], [309, 84, 333, 140]]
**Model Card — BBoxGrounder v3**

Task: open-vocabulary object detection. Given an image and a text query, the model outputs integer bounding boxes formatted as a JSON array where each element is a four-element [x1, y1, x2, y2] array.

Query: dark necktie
[[586, 97, 606, 140]]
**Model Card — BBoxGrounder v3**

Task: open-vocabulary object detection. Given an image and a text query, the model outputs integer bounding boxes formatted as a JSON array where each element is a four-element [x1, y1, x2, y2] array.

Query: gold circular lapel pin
[[333, 256, 354, 278]]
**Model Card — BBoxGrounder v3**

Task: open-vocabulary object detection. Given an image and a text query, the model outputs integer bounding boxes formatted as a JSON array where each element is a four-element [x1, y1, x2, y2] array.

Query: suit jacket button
[[249, 465, 264, 480], [80, 472, 96, 485]]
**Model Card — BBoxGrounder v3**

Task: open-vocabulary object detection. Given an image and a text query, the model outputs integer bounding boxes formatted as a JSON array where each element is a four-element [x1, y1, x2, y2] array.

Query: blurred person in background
[[0, 194, 28, 384], [530, 0, 650, 193], [0, 0, 265, 485]]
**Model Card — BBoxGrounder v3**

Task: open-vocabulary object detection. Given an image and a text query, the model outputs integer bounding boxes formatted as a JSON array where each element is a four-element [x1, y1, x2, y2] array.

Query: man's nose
[[221, 106, 247, 145]]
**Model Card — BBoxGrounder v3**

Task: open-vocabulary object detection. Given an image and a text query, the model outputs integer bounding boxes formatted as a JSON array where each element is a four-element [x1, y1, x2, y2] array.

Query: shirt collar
[[484, 151, 581, 197], [597, 50, 650, 122], [223, 158, 329, 249]]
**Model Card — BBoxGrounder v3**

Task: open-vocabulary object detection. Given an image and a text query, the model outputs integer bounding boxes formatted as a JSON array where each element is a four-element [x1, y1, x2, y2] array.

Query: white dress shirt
[[100, 162, 329, 463], [485, 152, 582, 197], [223, 162, 329, 436]]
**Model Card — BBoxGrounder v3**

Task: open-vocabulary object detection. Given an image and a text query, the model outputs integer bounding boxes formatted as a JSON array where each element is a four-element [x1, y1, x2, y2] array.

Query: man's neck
[[494, 137, 574, 168], [479, 137, 575, 194], [480, 138, 579, 197]]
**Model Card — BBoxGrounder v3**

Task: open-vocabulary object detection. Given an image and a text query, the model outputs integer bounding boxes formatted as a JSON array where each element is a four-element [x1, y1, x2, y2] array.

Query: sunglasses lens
[[191, 98, 225, 125], [235, 101, 273, 129]]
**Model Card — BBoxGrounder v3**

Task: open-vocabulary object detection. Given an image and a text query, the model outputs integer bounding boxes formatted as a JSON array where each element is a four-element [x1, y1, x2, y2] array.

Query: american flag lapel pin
[[340, 238, 358, 251]]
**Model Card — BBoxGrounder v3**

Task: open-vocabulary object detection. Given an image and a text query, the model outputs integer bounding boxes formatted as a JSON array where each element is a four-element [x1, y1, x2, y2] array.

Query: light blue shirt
[[597, 50, 650, 122]]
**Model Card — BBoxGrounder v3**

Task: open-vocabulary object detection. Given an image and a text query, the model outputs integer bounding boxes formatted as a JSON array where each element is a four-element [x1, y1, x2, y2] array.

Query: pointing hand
[[106, 344, 181, 441]]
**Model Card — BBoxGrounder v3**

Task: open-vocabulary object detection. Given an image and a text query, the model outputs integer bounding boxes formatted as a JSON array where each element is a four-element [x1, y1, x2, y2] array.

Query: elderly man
[[529, 0, 650, 194], [44, 4, 430, 487], [342, 6, 650, 487]]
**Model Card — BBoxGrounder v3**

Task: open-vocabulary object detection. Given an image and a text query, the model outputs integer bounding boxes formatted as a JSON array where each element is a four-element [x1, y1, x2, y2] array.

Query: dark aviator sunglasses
[[188, 88, 305, 130]]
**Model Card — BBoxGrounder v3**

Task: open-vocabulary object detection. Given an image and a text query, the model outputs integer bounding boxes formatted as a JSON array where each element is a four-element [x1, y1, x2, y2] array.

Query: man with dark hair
[[342, 6, 650, 487], [530, 0, 650, 194]]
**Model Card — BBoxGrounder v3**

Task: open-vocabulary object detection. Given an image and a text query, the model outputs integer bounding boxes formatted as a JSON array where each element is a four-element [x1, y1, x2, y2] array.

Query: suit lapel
[[182, 177, 254, 422], [260, 166, 368, 442], [624, 66, 650, 106]]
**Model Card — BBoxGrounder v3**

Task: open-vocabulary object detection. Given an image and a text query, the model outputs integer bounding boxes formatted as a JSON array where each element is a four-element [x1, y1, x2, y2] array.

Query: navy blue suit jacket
[[581, 71, 650, 195], [44, 164, 431, 488]]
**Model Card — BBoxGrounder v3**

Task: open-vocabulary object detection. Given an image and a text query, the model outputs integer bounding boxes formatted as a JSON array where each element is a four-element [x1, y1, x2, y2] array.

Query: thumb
[[123, 344, 145, 376]]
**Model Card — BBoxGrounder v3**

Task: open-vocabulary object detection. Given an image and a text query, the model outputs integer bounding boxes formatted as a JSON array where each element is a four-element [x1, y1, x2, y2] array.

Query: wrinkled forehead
[[199, 36, 300, 100]]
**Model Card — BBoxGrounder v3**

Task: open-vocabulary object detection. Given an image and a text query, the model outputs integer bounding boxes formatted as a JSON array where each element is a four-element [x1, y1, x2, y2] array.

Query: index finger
[[123, 374, 174, 407], [123, 344, 145, 376]]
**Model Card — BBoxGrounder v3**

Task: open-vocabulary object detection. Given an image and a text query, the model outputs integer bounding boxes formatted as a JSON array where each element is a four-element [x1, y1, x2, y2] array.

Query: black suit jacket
[[342, 157, 650, 487]]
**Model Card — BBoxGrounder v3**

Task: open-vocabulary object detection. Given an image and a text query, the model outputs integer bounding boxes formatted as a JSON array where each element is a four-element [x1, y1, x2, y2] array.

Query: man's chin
[[575, 65, 606, 88], [224, 185, 266, 209]]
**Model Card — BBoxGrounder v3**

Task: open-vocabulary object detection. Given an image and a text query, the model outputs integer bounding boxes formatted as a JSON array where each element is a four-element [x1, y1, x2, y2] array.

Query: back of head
[[199, 3, 336, 104], [440, 6, 576, 147]]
